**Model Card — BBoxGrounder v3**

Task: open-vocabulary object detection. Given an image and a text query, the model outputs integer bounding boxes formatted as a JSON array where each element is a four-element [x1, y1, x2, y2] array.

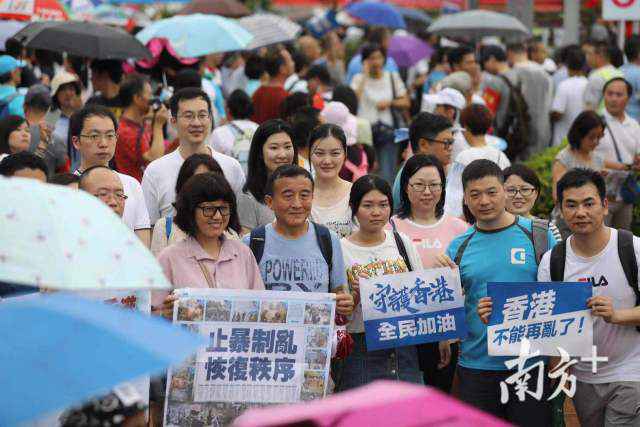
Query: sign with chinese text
[[360, 267, 467, 351], [164, 288, 335, 427], [487, 282, 593, 357]]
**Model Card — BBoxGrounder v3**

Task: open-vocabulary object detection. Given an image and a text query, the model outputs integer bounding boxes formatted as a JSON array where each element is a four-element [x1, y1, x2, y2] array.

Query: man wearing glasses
[[141, 88, 244, 226], [70, 104, 151, 246], [79, 165, 127, 218]]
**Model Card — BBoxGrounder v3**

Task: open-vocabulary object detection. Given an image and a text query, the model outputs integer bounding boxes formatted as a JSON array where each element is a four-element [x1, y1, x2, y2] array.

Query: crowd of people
[[1, 20, 640, 427]]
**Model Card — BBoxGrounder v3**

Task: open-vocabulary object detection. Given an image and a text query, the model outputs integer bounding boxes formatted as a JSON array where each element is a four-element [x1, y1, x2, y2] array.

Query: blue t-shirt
[[242, 223, 347, 293], [445, 216, 556, 371], [621, 63, 640, 122]]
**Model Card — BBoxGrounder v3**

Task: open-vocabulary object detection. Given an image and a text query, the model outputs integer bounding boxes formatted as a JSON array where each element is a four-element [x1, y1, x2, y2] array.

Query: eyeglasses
[[178, 112, 211, 123], [429, 138, 455, 148], [94, 189, 127, 201], [197, 205, 231, 217], [80, 132, 117, 144], [505, 187, 536, 198], [409, 182, 442, 193]]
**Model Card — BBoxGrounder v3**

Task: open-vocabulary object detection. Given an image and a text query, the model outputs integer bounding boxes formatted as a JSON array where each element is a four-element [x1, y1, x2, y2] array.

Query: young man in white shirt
[[537, 168, 640, 427], [70, 104, 151, 246], [142, 87, 245, 225], [551, 48, 588, 147]]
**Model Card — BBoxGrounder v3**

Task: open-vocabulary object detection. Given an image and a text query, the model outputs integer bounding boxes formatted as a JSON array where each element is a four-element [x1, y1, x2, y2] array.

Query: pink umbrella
[[388, 34, 434, 68], [233, 381, 511, 427]]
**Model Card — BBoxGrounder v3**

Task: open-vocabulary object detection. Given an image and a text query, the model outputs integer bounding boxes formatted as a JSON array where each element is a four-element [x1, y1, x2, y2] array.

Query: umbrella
[[235, 380, 510, 427], [0, 20, 27, 50], [427, 10, 530, 40], [239, 13, 302, 50], [136, 13, 253, 58], [344, 1, 406, 30], [0, 177, 169, 291], [11, 21, 150, 59], [178, 0, 250, 18], [0, 0, 69, 21], [0, 292, 205, 425], [396, 6, 432, 34], [388, 34, 434, 68]]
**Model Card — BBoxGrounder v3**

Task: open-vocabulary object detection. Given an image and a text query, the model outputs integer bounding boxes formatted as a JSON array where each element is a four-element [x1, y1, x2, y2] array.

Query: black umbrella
[[11, 21, 150, 60]]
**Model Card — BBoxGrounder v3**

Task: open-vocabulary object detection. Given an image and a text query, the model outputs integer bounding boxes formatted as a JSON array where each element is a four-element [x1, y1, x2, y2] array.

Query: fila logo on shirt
[[510, 248, 526, 265], [413, 238, 442, 250], [578, 276, 609, 287]]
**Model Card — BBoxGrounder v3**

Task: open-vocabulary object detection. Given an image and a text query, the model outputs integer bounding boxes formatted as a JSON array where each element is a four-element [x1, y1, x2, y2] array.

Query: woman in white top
[[309, 123, 354, 238], [336, 175, 424, 391]]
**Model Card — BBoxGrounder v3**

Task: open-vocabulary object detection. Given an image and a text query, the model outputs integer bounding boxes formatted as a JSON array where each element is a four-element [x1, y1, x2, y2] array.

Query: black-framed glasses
[[197, 205, 231, 217], [429, 138, 455, 148], [505, 187, 536, 198], [409, 182, 443, 193]]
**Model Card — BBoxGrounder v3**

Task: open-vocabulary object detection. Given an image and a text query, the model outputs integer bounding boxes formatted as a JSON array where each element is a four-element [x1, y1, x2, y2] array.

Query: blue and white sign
[[487, 282, 593, 357], [360, 268, 467, 351]]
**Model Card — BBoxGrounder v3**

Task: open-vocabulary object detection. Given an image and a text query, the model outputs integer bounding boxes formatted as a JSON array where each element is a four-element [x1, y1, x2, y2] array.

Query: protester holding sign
[[436, 159, 556, 426], [155, 172, 264, 316], [537, 168, 640, 427], [337, 175, 424, 391], [390, 153, 469, 392]]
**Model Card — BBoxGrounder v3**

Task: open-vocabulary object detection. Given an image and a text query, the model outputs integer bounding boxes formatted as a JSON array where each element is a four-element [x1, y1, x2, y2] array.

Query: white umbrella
[[427, 10, 530, 40], [239, 13, 302, 50]]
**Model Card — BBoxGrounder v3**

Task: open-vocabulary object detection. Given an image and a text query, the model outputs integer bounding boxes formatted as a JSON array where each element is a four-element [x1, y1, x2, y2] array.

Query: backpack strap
[[392, 227, 413, 272], [453, 229, 477, 266], [165, 216, 173, 240], [549, 241, 566, 281], [617, 230, 640, 313], [514, 217, 549, 265], [249, 225, 267, 264], [312, 222, 333, 276], [229, 122, 247, 138]]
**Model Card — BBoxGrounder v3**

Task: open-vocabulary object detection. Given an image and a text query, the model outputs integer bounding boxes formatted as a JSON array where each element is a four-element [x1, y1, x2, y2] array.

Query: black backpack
[[497, 74, 531, 161], [549, 229, 639, 332]]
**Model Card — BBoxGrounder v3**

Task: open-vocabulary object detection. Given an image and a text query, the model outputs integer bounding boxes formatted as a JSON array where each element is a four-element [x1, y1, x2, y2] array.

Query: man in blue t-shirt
[[436, 159, 555, 426], [242, 164, 354, 317]]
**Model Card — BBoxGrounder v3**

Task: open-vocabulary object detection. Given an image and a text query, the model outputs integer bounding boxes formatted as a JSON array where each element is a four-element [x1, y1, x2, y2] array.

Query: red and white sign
[[0, 0, 67, 21], [603, 0, 640, 20]]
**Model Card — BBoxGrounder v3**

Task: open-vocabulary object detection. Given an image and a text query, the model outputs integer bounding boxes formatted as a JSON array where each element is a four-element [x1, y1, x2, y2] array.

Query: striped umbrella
[[239, 13, 302, 50]]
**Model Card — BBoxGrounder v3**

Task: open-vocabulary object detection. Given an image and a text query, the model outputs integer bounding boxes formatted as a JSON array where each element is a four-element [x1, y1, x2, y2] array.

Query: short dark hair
[[0, 151, 48, 177], [264, 50, 285, 78], [367, 26, 390, 45], [506, 42, 526, 54], [291, 106, 319, 150], [449, 45, 474, 68], [79, 165, 114, 190], [503, 163, 541, 197], [306, 64, 331, 85], [557, 167, 606, 205], [69, 104, 118, 140], [398, 154, 446, 219], [24, 90, 52, 113], [409, 112, 452, 153], [565, 47, 586, 71], [173, 68, 202, 93], [461, 159, 504, 190], [0, 115, 27, 155], [90, 59, 123, 84], [119, 73, 149, 108], [280, 92, 312, 122], [227, 89, 253, 120], [0, 72, 12, 84], [460, 104, 493, 136], [567, 111, 605, 150], [361, 43, 386, 61], [175, 153, 223, 195], [308, 123, 347, 154], [625, 35, 640, 62], [608, 44, 624, 68], [603, 76, 632, 97], [49, 172, 80, 186], [244, 54, 264, 80], [169, 87, 212, 118], [349, 174, 393, 218], [244, 119, 297, 202], [291, 50, 309, 75], [265, 164, 313, 197], [480, 45, 507, 66], [332, 85, 358, 115], [174, 172, 240, 236]]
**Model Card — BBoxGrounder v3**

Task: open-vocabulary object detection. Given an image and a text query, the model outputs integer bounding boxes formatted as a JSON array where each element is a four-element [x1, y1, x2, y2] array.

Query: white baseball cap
[[422, 87, 466, 111]]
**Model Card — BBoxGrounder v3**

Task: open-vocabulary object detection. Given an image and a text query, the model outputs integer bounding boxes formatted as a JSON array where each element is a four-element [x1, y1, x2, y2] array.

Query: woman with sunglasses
[[390, 154, 469, 392], [155, 172, 264, 318]]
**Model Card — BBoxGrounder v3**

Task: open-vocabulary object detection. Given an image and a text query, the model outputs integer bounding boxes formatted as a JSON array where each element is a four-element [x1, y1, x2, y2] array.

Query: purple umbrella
[[388, 34, 434, 68]]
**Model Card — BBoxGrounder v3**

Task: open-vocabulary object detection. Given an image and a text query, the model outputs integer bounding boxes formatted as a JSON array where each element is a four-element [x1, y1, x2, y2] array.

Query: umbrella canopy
[[0, 293, 205, 425], [396, 6, 432, 33], [427, 10, 530, 40], [239, 13, 302, 50], [0, 0, 69, 21], [235, 380, 510, 427], [136, 13, 253, 58], [388, 33, 433, 68], [0, 177, 169, 291], [178, 0, 250, 18], [11, 20, 150, 59], [344, 1, 406, 30]]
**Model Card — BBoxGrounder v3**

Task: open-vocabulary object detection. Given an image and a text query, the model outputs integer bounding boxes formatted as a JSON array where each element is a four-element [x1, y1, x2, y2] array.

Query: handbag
[[197, 259, 216, 288], [389, 71, 408, 130], [606, 125, 640, 204]]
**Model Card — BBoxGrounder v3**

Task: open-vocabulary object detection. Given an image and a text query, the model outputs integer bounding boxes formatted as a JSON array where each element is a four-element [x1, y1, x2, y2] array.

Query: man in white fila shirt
[[142, 87, 245, 225], [538, 168, 640, 426]]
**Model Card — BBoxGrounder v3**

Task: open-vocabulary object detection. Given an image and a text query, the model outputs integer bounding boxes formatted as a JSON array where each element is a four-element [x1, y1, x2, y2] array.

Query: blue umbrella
[[344, 2, 406, 30], [0, 293, 206, 425], [136, 13, 254, 58]]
